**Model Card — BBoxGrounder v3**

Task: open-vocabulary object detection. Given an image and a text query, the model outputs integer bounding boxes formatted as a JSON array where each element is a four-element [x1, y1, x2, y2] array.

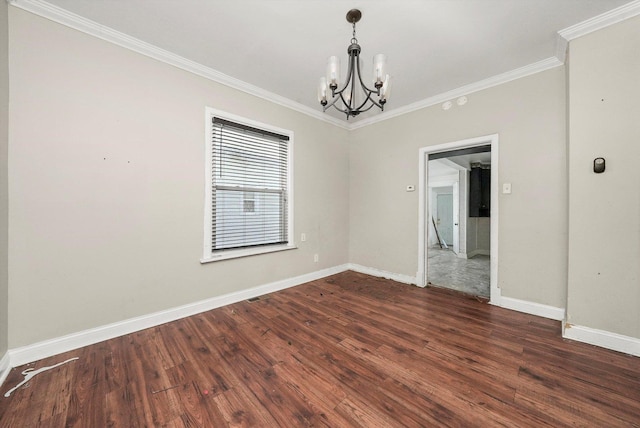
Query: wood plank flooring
[[1, 271, 639, 427]]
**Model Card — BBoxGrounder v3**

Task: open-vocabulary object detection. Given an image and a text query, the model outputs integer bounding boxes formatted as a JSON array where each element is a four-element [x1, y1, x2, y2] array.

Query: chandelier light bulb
[[373, 54, 387, 87], [380, 74, 390, 102], [326, 56, 341, 89], [318, 77, 328, 104]]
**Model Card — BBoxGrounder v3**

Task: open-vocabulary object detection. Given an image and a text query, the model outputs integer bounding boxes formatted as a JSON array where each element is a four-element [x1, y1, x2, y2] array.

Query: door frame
[[416, 134, 500, 305], [428, 158, 467, 255], [435, 189, 455, 249]]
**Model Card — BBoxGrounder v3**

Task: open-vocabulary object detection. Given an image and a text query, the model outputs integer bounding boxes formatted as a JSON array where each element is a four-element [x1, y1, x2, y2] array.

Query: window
[[202, 109, 294, 262]]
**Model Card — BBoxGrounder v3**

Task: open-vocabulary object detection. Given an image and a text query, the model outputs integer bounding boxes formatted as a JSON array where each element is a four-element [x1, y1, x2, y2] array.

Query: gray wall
[[467, 217, 490, 257], [0, 1, 9, 357], [567, 15, 640, 338], [349, 67, 568, 308], [4, 5, 638, 355], [7, 8, 349, 348]]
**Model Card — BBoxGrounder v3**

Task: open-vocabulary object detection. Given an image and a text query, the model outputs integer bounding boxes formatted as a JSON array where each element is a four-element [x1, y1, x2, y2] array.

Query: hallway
[[427, 247, 490, 297]]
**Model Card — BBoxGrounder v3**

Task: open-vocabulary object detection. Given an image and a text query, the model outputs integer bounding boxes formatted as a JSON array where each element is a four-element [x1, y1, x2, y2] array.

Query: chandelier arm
[[323, 55, 355, 112], [354, 101, 379, 113], [354, 53, 381, 96], [331, 50, 356, 97], [339, 91, 353, 113], [349, 71, 357, 111], [322, 92, 346, 111], [352, 54, 383, 111], [354, 91, 380, 112], [325, 81, 355, 113], [323, 88, 351, 113], [329, 102, 350, 116], [344, 53, 357, 113], [323, 88, 360, 116], [354, 81, 384, 111], [325, 49, 360, 118]]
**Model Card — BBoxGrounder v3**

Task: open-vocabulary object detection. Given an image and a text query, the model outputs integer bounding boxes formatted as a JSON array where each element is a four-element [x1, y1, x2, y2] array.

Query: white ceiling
[[429, 159, 462, 179], [37, 0, 633, 123], [429, 152, 491, 179]]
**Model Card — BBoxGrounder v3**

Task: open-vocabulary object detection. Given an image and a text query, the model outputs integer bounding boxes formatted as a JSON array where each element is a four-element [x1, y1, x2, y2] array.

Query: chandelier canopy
[[317, 9, 390, 120]]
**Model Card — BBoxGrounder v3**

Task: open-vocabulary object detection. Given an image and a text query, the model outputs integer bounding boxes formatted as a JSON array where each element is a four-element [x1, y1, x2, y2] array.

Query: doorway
[[428, 153, 489, 297], [417, 134, 499, 304]]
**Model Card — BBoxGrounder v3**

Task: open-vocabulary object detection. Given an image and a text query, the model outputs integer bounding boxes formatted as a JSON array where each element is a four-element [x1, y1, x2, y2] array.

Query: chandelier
[[317, 9, 390, 119]]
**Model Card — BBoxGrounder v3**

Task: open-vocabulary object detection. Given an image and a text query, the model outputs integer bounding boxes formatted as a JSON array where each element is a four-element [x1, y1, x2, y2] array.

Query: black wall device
[[593, 157, 605, 173]]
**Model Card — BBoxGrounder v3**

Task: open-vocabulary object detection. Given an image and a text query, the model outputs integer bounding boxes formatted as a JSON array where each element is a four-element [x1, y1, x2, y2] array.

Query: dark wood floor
[[1, 271, 639, 427]]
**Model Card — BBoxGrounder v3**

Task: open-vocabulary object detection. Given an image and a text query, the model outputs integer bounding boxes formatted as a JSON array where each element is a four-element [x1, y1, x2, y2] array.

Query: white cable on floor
[[4, 357, 79, 398]]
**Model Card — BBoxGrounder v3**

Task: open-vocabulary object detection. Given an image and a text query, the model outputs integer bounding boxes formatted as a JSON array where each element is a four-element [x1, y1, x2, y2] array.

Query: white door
[[436, 193, 454, 246]]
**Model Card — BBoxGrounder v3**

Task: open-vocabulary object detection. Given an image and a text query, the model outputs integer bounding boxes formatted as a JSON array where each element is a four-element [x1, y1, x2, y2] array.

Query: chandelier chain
[[351, 21, 357, 44]]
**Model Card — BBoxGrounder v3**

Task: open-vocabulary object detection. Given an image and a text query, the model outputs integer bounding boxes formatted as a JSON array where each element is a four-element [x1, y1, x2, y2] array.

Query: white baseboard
[[563, 323, 640, 357], [348, 265, 564, 324], [467, 249, 490, 259], [0, 352, 10, 387], [498, 296, 566, 321], [7, 264, 350, 368], [347, 263, 417, 285]]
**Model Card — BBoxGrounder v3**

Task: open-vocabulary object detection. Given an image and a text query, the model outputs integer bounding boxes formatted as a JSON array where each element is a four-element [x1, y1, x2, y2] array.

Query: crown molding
[[8, 0, 350, 130], [558, 0, 640, 42], [350, 0, 640, 132], [9, 0, 639, 132], [554, 35, 569, 64], [5, 0, 561, 132], [348, 57, 563, 130], [555, 1, 640, 78]]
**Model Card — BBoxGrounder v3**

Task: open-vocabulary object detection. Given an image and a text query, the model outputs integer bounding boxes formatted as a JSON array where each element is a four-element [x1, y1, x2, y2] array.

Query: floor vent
[[247, 297, 261, 303]]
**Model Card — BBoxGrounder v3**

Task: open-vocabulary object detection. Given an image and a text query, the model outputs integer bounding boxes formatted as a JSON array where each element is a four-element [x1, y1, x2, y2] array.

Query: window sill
[[200, 244, 297, 264]]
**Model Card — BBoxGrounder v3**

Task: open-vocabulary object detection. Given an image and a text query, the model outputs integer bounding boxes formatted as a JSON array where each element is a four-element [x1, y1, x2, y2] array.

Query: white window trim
[[201, 107, 295, 264]]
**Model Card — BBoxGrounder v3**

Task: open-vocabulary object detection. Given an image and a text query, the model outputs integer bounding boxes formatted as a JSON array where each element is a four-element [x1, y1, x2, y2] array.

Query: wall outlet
[[314, 254, 319, 263]]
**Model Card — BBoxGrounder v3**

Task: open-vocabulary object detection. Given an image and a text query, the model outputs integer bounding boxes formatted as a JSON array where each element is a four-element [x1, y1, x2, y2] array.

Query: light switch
[[502, 183, 512, 194]]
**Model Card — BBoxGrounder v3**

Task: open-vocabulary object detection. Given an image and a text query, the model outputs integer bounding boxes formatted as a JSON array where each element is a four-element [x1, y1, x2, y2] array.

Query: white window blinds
[[211, 117, 289, 252]]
